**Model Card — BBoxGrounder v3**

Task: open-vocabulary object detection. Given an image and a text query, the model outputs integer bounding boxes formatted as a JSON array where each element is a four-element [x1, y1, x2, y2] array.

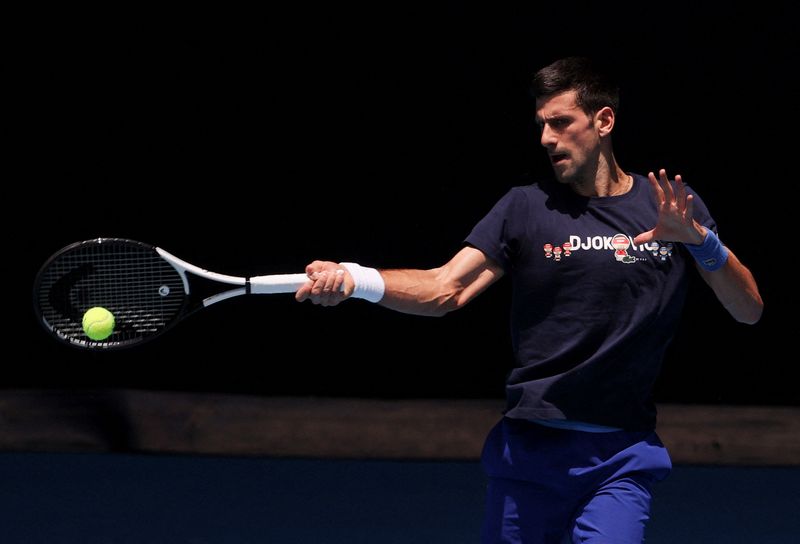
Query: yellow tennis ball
[[82, 306, 115, 341]]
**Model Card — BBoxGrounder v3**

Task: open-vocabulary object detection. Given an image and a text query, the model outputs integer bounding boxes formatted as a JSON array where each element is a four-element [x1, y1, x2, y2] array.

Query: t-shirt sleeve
[[463, 187, 528, 273]]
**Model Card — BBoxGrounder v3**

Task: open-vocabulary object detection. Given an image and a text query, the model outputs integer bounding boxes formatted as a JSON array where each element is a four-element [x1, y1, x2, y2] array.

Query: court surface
[[1, 452, 797, 543]]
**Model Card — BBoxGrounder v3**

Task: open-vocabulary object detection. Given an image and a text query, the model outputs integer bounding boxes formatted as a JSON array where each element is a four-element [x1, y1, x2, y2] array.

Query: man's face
[[535, 90, 601, 186]]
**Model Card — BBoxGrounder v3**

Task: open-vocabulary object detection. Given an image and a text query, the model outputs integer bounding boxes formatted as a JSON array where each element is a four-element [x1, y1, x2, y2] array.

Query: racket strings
[[37, 242, 186, 345]]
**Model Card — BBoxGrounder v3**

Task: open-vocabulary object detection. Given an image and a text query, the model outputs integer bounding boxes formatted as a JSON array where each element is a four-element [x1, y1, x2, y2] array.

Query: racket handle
[[250, 273, 310, 294]]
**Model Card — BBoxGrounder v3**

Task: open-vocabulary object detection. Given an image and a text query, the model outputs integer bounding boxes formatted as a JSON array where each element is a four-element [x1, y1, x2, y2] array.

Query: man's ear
[[596, 106, 615, 137]]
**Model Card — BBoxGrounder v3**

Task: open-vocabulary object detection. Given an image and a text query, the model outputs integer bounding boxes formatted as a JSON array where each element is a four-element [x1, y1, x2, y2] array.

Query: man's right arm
[[295, 246, 504, 317]]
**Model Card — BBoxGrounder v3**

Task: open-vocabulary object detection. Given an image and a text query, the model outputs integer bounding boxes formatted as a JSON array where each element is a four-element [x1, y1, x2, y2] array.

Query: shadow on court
[[0, 453, 797, 543]]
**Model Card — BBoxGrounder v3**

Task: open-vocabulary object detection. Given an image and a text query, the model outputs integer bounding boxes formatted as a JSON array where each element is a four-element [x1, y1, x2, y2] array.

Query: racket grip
[[250, 273, 310, 294]]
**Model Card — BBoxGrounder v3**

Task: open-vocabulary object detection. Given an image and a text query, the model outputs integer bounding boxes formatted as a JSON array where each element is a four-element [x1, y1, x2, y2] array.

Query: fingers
[[299, 261, 351, 306], [633, 229, 655, 246], [305, 260, 330, 277], [649, 169, 689, 209], [657, 168, 675, 205], [642, 168, 698, 243], [685, 193, 695, 223], [310, 270, 344, 306], [646, 171, 664, 205], [668, 172, 693, 222], [647, 169, 673, 207], [674, 174, 686, 213]]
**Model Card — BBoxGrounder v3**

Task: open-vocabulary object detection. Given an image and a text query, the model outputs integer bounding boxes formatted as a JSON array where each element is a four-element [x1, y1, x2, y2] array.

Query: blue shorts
[[480, 418, 671, 544]]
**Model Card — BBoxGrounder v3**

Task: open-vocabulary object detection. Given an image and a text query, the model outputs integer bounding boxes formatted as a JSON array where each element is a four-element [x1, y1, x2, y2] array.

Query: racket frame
[[34, 238, 311, 350]]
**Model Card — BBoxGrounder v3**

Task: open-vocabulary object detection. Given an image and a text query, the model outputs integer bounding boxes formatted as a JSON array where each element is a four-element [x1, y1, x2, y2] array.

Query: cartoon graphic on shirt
[[652, 242, 674, 261], [543, 233, 663, 264], [611, 233, 637, 264]]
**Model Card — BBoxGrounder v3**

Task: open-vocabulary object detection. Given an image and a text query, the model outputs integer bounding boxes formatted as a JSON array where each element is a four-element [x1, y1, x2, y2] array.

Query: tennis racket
[[33, 238, 312, 350]]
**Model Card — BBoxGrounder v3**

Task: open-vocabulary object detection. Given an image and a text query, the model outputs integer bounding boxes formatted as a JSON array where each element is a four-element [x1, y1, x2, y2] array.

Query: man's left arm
[[694, 244, 763, 324], [633, 169, 763, 324]]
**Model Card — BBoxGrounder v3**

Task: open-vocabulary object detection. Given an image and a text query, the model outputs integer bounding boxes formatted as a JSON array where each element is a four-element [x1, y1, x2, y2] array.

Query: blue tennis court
[[1, 452, 797, 543]]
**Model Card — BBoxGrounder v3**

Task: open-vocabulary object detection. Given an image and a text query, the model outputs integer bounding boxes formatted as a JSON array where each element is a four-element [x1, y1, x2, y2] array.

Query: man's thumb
[[633, 230, 654, 246]]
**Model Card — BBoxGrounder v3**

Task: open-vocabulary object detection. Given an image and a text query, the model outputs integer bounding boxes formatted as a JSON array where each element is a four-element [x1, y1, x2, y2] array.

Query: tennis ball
[[82, 306, 115, 341]]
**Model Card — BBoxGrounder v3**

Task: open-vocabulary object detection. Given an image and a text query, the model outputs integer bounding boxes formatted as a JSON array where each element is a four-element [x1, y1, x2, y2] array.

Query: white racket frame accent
[[155, 247, 310, 307]]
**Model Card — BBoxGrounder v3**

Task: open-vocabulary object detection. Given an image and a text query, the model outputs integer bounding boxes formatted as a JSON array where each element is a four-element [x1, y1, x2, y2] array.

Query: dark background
[[14, 4, 796, 404]]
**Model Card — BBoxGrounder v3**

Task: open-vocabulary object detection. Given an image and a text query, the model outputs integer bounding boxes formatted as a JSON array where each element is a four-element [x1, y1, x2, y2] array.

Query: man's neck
[[599, 170, 632, 197], [570, 163, 631, 197]]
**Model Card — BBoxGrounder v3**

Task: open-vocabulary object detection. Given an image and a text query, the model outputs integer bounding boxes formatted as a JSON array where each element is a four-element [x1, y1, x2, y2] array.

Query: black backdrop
[[15, 4, 796, 404]]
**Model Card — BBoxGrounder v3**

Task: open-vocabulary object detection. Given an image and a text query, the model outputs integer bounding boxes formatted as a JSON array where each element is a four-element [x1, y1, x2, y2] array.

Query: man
[[295, 56, 762, 543]]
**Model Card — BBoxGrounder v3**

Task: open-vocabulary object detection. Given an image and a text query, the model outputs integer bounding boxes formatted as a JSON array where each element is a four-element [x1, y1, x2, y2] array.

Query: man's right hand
[[295, 260, 353, 306]]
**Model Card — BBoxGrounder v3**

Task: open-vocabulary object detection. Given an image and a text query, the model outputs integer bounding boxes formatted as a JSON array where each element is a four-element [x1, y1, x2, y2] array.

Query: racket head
[[33, 238, 190, 350]]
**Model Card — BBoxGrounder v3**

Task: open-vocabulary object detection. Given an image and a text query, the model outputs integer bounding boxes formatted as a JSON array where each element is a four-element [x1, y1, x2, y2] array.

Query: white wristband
[[340, 262, 385, 303]]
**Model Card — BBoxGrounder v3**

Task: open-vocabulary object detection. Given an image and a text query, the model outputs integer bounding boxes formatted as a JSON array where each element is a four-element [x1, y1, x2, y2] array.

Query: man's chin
[[552, 171, 570, 184]]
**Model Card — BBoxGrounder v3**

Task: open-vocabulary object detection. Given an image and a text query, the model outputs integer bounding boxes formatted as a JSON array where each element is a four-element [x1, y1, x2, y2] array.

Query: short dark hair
[[531, 56, 620, 115]]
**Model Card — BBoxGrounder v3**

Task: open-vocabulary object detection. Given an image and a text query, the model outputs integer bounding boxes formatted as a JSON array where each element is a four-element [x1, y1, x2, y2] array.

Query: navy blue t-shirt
[[465, 173, 716, 430]]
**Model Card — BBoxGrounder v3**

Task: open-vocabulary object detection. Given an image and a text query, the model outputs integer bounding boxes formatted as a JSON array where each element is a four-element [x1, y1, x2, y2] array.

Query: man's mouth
[[550, 153, 568, 165]]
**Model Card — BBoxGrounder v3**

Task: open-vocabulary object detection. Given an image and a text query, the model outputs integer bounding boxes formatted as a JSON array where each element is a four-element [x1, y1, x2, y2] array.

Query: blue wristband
[[684, 229, 729, 271]]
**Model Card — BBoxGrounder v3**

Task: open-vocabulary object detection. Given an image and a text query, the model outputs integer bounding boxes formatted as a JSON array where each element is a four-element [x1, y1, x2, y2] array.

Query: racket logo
[[159, 285, 171, 297]]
